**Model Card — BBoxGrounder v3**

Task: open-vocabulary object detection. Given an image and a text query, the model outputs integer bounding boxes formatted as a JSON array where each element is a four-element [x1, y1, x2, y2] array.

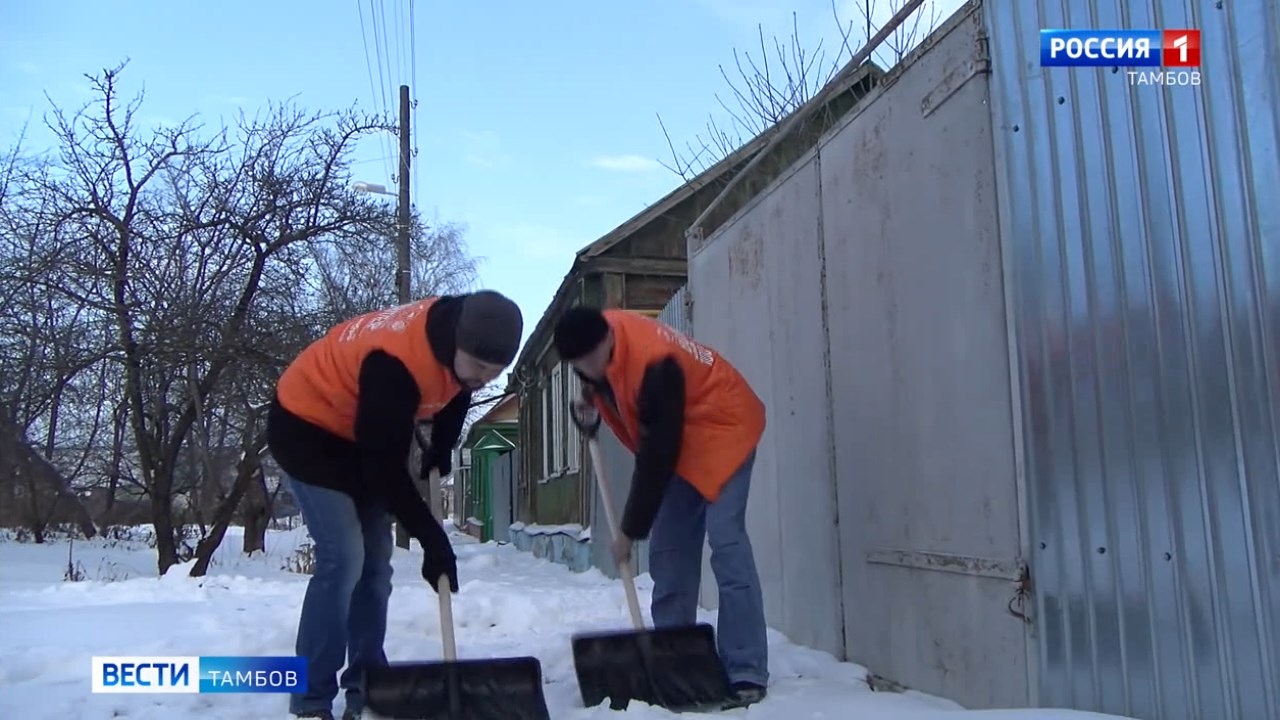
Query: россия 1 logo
[[1040, 29, 1202, 86]]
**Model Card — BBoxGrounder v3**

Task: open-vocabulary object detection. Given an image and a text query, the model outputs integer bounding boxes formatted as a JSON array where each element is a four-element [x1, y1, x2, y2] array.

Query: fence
[[683, 0, 1280, 717], [986, 2, 1280, 718]]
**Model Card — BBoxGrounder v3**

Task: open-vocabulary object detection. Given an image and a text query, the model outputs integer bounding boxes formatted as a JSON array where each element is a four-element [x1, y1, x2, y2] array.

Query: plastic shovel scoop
[[570, 433, 730, 712], [364, 474, 550, 720]]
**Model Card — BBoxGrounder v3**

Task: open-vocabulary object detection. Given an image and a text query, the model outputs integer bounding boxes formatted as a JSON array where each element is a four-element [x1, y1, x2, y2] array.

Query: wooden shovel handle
[[425, 468, 458, 662], [438, 574, 457, 661], [588, 439, 646, 631]]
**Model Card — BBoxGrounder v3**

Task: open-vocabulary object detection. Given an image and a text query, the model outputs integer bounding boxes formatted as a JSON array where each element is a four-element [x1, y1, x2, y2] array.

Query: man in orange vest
[[553, 305, 769, 709], [268, 291, 523, 720]]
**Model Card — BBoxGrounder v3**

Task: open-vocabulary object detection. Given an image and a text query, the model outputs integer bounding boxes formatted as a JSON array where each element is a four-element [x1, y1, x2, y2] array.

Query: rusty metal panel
[[687, 156, 846, 658], [985, 1, 1280, 718], [818, 4, 1029, 708]]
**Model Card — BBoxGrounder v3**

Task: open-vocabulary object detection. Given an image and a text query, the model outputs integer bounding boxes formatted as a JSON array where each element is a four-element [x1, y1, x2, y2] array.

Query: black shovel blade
[[364, 656, 550, 720], [571, 622, 730, 712]]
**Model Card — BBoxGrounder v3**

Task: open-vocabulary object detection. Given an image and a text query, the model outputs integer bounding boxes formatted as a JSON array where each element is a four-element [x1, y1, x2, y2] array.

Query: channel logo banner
[[92, 656, 307, 694], [1040, 29, 1201, 68], [199, 656, 308, 694]]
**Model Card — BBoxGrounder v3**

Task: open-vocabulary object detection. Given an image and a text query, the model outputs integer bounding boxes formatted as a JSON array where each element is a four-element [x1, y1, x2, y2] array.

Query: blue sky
[[0, 0, 964, 356]]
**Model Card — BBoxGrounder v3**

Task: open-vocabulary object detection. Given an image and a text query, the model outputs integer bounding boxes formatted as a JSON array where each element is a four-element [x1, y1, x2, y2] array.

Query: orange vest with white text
[[593, 309, 766, 502], [275, 297, 462, 441]]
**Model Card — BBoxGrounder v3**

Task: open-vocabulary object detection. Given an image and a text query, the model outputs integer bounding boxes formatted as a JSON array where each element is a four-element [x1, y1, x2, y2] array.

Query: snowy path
[[0, 526, 1129, 719]]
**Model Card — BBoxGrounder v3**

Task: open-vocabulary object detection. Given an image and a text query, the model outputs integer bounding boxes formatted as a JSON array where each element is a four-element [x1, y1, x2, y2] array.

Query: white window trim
[[566, 366, 581, 472], [537, 363, 584, 482], [551, 364, 565, 474], [541, 379, 552, 481]]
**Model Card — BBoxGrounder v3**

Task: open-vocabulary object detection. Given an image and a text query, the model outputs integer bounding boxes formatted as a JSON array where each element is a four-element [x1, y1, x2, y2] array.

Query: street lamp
[[353, 179, 411, 304], [353, 181, 394, 196]]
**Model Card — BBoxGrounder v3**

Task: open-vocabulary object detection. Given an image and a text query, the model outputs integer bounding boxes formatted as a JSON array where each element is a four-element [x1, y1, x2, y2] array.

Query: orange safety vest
[[593, 309, 766, 502], [275, 297, 462, 442]]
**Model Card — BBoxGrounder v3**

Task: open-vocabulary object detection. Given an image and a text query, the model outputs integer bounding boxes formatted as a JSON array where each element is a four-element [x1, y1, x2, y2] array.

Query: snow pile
[[0, 525, 1134, 719], [510, 521, 590, 540]]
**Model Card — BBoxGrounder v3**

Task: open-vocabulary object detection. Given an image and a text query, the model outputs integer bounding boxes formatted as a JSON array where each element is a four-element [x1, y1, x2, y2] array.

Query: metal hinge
[[1007, 561, 1033, 625]]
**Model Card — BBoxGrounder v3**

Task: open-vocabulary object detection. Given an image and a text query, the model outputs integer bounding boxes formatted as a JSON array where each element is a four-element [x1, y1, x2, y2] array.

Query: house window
[[540, 362, 582, 480]]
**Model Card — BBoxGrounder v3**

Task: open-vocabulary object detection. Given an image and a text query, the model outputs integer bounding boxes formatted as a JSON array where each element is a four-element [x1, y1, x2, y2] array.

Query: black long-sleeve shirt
[[587, 356, 686, 540], [267, 297, 472, 547]]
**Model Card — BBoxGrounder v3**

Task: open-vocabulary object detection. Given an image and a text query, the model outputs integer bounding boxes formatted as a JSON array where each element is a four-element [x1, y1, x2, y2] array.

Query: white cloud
[[590, 154, 660, 172]]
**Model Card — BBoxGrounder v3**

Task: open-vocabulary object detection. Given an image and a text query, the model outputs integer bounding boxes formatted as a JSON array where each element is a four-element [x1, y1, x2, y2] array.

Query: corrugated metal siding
[[985, 2, 1280, 719], [657, 285, 692, 335]]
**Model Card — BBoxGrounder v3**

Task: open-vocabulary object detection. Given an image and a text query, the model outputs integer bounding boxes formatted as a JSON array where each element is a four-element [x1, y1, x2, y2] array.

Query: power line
[[391, 0, 404, 87], [369, 0, 395, 182], [356, 0, 418, 208], [409, 0, 420, 213], [355, 0, 393, 182]]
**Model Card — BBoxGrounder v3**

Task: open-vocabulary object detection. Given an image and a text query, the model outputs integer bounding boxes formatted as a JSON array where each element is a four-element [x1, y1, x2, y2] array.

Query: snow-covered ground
[[0, 523, 1132, 719]]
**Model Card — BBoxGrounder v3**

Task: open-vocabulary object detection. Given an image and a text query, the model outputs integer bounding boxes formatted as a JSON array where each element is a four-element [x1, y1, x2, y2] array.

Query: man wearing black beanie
[[553, 304, 769, 710], [268, 290, 523, 720]]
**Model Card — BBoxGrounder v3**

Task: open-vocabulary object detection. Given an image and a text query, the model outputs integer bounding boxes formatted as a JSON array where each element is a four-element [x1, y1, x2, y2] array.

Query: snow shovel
[[364, 471, 550, 720], [570, 423, 730, 712]]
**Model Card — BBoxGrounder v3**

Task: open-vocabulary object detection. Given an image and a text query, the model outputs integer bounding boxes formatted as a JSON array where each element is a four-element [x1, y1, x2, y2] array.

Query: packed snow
[[0, 523, 1134, 719]]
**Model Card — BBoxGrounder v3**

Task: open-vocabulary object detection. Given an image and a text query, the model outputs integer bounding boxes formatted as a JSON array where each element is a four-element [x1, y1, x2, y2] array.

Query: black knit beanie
[[553, 306, 609, 361], [455, 290, 524, 365]]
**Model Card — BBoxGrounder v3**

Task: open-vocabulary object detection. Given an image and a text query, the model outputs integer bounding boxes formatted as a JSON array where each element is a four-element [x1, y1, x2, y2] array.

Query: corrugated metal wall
[[985, 1, 1280, 719], [657, 285, 692, 335]]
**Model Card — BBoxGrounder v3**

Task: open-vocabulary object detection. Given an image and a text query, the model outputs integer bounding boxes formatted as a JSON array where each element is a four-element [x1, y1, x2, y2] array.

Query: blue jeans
[[286, 475, 395, 716], [647, 450, 769, 687]]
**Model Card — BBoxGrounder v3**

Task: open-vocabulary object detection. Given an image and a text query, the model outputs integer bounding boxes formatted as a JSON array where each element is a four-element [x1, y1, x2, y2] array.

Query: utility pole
[[396, 84, 411, 305], [394, 84, 421, 550], [389, 84, 446, 549], [397, 83, 446, 527]]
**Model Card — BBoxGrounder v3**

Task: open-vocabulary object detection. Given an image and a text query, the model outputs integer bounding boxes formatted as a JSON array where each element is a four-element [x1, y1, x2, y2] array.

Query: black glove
[[421, 531, 458, 593], [571, 385, 601, 438], [419, 446, 452, 479]]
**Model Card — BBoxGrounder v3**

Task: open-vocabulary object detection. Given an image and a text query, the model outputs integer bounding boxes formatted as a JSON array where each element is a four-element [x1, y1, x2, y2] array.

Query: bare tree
[[307, 215, 478, 325], [853, 0, 943, 67], [659, 0, 943, 180], [0, 61, 481, 575]]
